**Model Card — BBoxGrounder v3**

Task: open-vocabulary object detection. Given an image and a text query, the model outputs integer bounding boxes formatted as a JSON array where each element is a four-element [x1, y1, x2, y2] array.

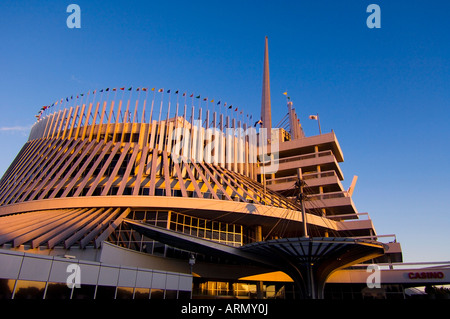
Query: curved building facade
[[0, 38, 416, 300]]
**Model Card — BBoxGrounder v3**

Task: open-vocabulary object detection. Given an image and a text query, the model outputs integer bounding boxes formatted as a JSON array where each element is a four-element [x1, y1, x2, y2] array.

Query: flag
[[217, 101, 220, 105], [142, 88, 148, 91], [128, 87, 132, 91], [196, 95, 200, 99], [283, 92, 288, 96], [234, 107, 238, 112], [151, 88, 155, 91], [120, 87, 125, 90], [309, 115, 318, 120], [158, 89, 163, 92], [254, 120, 263, 127], [112, 88, 117, 91], [100, 89, 104, 92], [167, 89, 171, 93], [228, 104, 232, 109], [190, 94, 193, 97], [182, 93, 186, 97], [210, 99, 214, 103], [203, 98, 207, 101], [175, 90, 179, 94], [105, 88, 109, 92], [136, 88, 140, 91]]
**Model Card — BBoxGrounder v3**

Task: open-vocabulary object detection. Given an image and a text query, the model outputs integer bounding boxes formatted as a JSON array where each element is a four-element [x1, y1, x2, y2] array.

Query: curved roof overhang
[[124, 219, 385, 299], [0, 196, 374, 234]]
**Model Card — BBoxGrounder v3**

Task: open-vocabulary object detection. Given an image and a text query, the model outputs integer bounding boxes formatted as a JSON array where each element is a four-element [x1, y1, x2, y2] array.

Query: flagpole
[[166, 90, 171, 121], [317, 113, 322, 135], [149, 88, 156, 123], [175, 91, 179, 128], [158, 89, 164, 123]]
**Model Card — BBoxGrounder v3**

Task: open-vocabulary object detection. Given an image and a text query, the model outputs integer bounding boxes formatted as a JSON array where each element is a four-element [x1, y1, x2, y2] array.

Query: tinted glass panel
[[95, 285, 116, 299], [134, 287, 150, 299], [150, 289, 164, 299], [0, 279, 15, 299], [116, 287, 134, 299], [45, 282, 72, 299], [72, 284, 96, 299]]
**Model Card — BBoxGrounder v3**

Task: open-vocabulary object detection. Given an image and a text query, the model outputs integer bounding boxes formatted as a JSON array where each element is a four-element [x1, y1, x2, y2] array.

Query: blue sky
[[0, 0, 449, 262]]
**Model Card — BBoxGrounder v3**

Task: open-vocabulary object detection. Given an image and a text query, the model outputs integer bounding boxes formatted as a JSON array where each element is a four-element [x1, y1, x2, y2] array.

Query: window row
[[0, 279, 190, 300]]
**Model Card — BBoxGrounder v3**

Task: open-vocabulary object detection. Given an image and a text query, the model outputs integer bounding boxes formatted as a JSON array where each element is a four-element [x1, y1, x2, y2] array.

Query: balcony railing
[[266, 170, 337, 186], [275, 150, 334, 165], [307, 190, 349, 201]]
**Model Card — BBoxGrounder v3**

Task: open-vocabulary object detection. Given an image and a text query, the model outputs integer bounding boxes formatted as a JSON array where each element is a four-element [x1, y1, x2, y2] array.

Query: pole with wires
[[296, 167, 315, 299], [295, 168, 308, 238]]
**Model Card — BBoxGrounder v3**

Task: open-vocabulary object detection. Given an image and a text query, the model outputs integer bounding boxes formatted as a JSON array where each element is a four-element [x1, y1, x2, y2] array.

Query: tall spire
[[261, 36, 272, 138]]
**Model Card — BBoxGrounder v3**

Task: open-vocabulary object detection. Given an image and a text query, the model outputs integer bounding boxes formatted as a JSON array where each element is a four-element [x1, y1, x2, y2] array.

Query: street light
[[189, 253, 196, 274]]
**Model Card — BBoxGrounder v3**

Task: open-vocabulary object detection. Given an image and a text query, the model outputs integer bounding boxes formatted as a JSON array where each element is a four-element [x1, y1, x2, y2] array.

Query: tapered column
[[261, 36, 272, 139]]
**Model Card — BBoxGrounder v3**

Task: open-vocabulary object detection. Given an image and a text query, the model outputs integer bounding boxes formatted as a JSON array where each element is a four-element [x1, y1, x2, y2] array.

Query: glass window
[[165, 290, 177, 299], [71, 284, 96, 299], [158, 211, 168, 221], [266, 285, 276, 299], [0, 279, 15, 299], [178, 290, 191, 300], [116, 287, 134, 299], [13, 280, 46, 299], [45, 282, 72, 299], [134, 287, 150, 299], [217, 282, 229, 296], [134, 211, 145, 220], [157, 219, 168, 228], [95, 285, 116, 299]]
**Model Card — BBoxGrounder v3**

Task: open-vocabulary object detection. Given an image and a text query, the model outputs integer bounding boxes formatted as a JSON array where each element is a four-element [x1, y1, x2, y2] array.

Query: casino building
[[0, 37, 448, 300]]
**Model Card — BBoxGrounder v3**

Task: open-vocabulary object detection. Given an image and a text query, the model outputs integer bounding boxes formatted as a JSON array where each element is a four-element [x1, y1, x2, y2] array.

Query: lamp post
[[189, 253, 196, 274], [188, 254, 196, 299]]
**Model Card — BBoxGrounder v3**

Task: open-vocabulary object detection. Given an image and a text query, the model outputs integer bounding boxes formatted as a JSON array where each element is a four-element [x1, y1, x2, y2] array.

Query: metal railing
[[266, 170, 337, 186], [275, 150, 334, 165]]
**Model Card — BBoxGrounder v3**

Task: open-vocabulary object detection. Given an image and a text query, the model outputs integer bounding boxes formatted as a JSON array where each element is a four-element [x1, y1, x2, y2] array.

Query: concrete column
[[255, 225, 263, 242], [256, 281, 264, 299]]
